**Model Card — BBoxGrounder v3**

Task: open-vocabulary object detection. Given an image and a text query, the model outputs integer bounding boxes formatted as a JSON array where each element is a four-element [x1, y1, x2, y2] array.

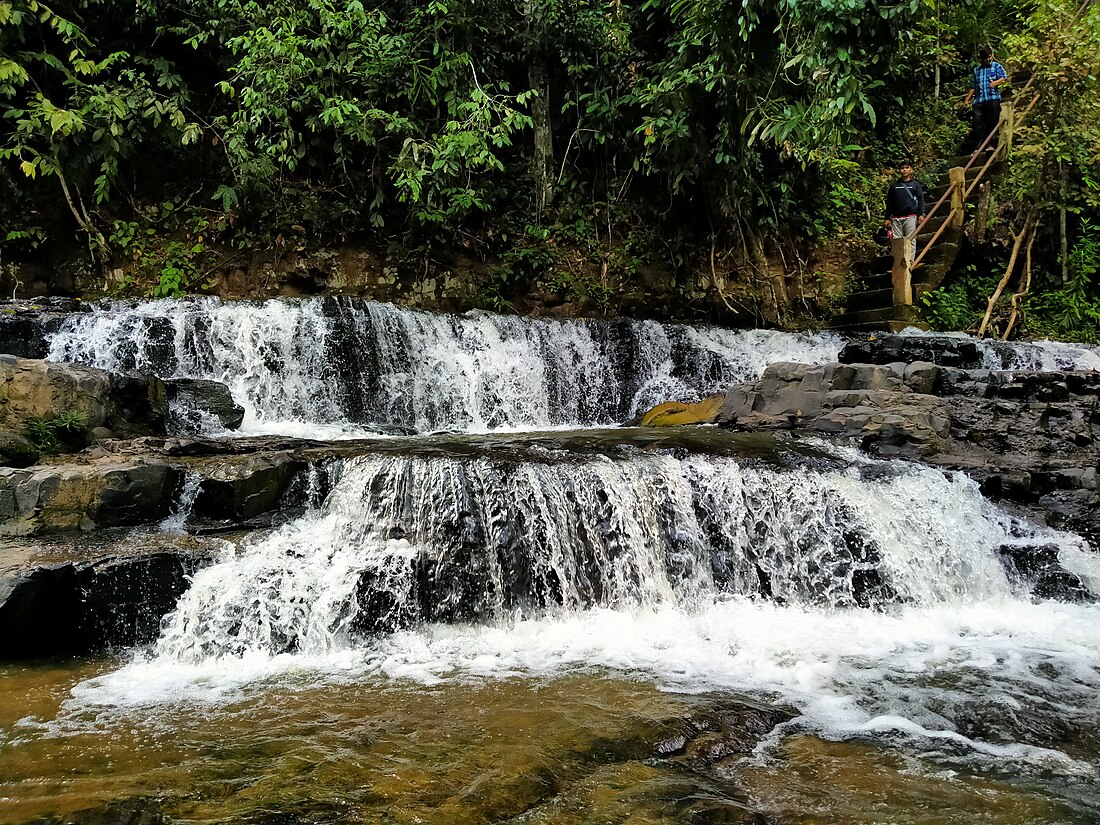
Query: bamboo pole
[[978, 212, 1036, 338], [1003, 223, 1037, 340]]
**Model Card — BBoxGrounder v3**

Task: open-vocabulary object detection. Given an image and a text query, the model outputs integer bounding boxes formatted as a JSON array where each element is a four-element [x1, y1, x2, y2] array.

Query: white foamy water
[[47, 297, 844, 435], [66, 448, 1100, 777]]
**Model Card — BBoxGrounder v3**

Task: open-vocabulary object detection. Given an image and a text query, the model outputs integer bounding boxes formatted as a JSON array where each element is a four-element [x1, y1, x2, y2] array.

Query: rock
[[996, 543, 1093, 602], [638, 395, 724, 427], [193, 452, 306, 521], [0, 550, 211, 659], [714, 362, 950, 455], [0, 430, 39, 467], [166, 378, 246, 432], [0, 462, 182, 535], [0, 356, 167, 441], [0, 298, 87, 359], [840, 334, 988, 369]]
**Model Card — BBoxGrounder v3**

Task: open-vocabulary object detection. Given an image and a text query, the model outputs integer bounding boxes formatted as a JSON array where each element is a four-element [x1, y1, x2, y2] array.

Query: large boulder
[[0, 355, 168, 444], [714, 361, 951, 455], [166, 378, 246, 432], [0, 461, 182, 535], [0, 549, 212, 658]]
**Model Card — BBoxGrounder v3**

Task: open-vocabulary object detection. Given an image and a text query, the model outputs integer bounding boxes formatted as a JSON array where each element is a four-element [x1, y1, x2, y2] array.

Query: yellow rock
[[639, 394, 724, 427]]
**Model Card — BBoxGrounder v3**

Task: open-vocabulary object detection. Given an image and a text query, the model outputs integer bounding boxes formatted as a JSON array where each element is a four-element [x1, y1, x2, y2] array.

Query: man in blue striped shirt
[[964, 46, 1009, 153]]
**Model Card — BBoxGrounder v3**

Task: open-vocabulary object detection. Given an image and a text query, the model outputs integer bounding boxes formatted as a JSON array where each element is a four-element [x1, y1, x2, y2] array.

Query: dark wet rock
[[0, 298, 87, 359], [0, 551, 211, 659], [166, 377, 246, 432], [996, 543, 1093, 602], [192, 452, 307, 521], [840, 334, 1002, 370]]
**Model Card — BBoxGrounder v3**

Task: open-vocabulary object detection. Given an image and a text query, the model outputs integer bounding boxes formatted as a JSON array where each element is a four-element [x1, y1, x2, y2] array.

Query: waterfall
[[151, 447, 1072, 666], [159, 473, 202, 534], [47, 297, 844, 435]]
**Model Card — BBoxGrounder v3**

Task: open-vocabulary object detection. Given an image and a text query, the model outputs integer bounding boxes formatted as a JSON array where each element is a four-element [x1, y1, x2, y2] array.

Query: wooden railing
[[911, 78, 1039, 270]]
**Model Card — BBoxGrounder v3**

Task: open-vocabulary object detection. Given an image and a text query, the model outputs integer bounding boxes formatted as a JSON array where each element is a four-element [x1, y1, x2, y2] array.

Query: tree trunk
[[529, 59, 553, 214], [525, 1, 553, 215]]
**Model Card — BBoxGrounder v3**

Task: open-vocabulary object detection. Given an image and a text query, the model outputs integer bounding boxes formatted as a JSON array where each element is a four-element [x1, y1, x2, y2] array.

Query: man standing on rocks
[[884, 161, 927, 306]]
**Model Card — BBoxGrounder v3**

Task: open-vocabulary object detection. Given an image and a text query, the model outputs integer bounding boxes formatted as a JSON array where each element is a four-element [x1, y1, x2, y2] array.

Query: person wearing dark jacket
[[884, 162, 927, 305]]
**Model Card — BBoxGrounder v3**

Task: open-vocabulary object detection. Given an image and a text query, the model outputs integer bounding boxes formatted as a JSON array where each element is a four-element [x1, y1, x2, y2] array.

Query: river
[[1, 298, 1099, 824]]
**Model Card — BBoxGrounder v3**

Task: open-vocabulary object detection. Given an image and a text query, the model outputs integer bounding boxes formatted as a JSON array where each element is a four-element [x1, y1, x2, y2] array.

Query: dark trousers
[[972, 100, 1002, 151]]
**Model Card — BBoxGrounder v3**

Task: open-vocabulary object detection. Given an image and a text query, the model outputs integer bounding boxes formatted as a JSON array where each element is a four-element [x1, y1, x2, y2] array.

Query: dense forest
[[1, 0, 1098, 337]]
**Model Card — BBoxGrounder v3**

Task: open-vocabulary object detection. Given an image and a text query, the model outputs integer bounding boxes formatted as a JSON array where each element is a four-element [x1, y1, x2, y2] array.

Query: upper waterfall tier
[[47, 297, 844, 435]]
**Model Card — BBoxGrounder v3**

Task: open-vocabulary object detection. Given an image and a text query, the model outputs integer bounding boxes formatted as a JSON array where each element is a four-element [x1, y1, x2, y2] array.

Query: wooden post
[[1001, 100, 1015, 156], [949, 167, 966, 228]]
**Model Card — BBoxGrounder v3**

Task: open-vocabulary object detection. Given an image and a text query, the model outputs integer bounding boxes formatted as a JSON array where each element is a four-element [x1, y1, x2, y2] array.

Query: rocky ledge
[[0, 354, 245, 467], [708, 339, 1099, 548]]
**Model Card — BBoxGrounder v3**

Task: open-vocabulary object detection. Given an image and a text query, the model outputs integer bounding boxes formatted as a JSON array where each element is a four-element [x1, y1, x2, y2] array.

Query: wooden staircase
[[830, 84, 1040, 334]]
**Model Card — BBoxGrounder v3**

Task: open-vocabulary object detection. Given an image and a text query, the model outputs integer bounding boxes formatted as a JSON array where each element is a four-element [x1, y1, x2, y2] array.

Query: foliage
[[920, 260, 999, 332], [1, 0, 196, 252], [0, 0, 1095, 341], [1020, 220, 1100, 342], [24, 410, 87, 453]]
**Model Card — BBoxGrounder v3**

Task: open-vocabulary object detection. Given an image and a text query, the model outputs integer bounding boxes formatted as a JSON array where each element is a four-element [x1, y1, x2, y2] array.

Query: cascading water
[[47, 297, 844, 435], [158, 473, 202, 534], [151, 448, 1030, 666], [896, 328, 1100, 371], [68, 438, 1091, 785], [10, 299, 1100, 824]]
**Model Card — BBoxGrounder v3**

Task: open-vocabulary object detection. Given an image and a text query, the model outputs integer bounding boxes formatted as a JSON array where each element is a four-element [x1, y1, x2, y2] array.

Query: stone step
[[858, 263, 950, 294], [865, 242, 960, 279], [927, 165, 986, 199], [828, 304, 927, 331], [828, 316, 930, 333], [841, 283, 937, 312]]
